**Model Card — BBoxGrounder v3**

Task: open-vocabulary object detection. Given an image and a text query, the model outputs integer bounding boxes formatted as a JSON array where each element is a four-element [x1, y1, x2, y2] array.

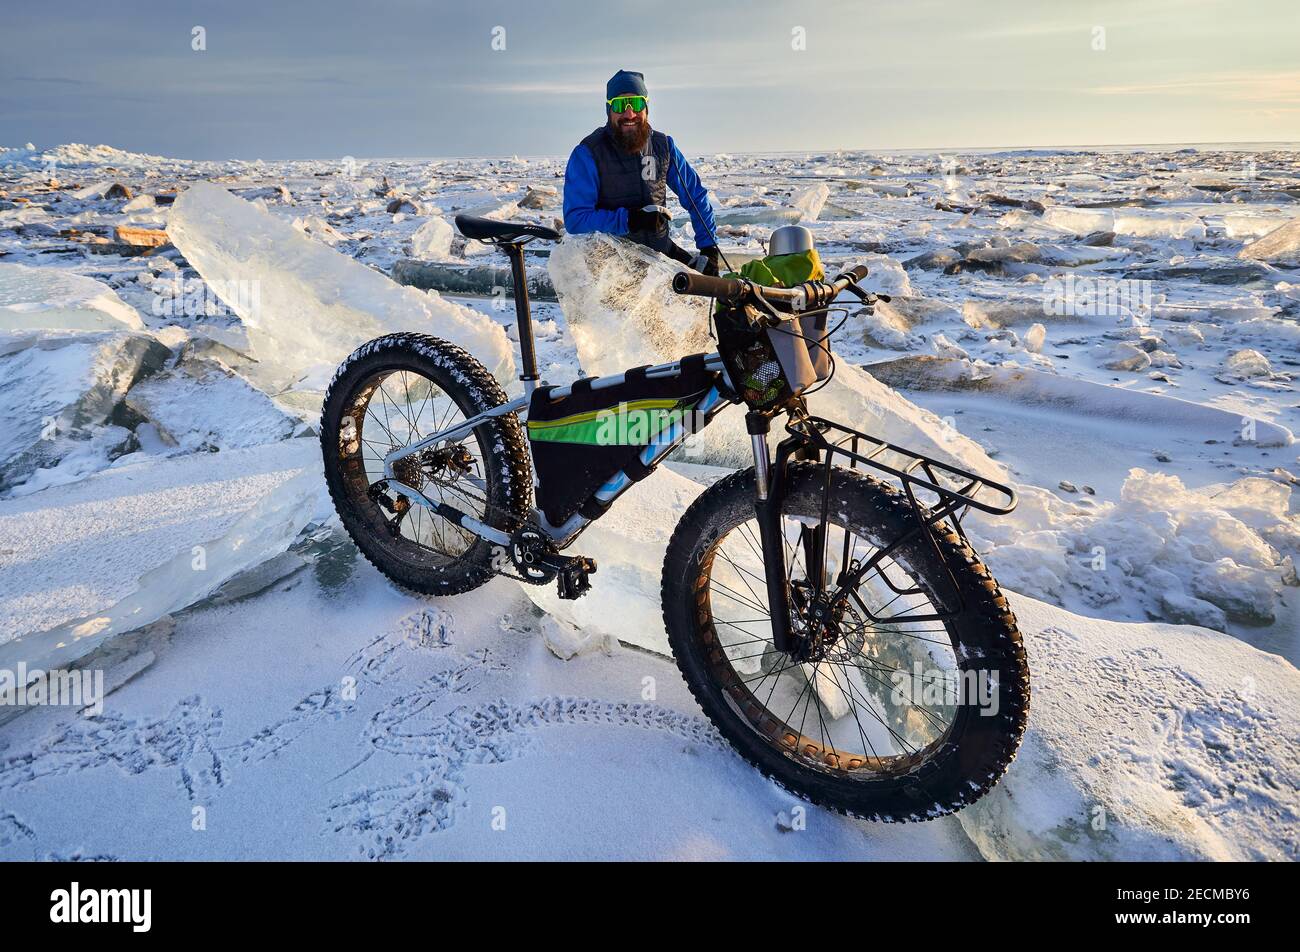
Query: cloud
[[1088, 70, 1300, 107]]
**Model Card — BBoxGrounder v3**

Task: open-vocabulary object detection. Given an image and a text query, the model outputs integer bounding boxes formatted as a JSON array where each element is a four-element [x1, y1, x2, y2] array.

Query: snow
[[0, 501, 1292, 859], [0, 143, 176, 170], [970, 467, 1298, 638], [167, 182, 515, 393], [963, 596, 1298, 861], [866, 356, 1292, 449], [0, 570, 977, 860]]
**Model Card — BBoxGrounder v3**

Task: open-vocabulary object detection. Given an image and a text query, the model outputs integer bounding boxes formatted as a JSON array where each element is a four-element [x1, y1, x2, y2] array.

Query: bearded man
[[562, 69, 720, 275]]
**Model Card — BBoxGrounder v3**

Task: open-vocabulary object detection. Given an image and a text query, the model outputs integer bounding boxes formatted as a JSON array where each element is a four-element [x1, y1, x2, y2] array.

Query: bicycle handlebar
[[670, 271, 747, 301], [672, 264, 870, 312]]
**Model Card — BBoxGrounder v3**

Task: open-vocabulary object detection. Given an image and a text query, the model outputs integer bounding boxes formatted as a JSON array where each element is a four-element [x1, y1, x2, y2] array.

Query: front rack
[[787, 415, 1018, 623]]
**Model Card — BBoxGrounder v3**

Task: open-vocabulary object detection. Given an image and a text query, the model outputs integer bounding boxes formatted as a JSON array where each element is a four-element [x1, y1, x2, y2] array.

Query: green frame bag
[[526, 356, 716, 526]]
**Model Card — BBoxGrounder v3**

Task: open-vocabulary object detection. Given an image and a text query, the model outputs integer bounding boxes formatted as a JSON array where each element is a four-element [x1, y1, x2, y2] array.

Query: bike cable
[[751, 288, 852, 398]]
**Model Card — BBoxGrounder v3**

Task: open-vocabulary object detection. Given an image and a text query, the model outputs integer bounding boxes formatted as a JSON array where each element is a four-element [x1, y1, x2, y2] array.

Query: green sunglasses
[[607, 95, 648, 114]]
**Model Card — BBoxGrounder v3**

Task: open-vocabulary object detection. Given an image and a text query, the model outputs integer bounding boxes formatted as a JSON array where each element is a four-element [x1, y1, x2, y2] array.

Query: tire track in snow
[[0, 606, 723, 860], [328, 691, 723, 859]]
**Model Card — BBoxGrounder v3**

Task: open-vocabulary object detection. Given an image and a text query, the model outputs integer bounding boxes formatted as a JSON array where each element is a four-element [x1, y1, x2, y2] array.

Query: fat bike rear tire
[[320, 333, 531, 597]]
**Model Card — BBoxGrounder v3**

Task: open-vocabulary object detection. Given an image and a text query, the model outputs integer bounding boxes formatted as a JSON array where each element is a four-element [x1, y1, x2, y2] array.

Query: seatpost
[[502, 241, 540, 394]]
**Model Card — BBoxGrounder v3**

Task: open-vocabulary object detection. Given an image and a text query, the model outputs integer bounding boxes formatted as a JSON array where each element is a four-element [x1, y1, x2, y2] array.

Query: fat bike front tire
[[661, 463, 1029, 821]]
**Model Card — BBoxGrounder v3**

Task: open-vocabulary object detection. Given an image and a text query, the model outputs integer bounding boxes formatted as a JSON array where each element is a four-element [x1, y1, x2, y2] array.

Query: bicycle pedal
[[555, 556, 597, 600]]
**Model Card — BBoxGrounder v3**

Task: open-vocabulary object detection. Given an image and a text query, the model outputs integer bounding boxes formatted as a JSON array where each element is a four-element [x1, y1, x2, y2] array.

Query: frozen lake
[[0, 140, 1297, 860]]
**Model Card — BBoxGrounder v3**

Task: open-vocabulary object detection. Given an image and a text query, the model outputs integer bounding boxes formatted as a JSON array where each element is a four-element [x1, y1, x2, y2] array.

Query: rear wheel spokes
[[359, 369, 489, 559], [706, 513, 959, 770]]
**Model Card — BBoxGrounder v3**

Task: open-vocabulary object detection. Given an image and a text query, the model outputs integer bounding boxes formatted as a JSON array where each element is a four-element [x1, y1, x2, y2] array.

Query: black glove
[[627, 206, 669, 233], [666, 241, 695, 266], [698, 245, 720, 277]]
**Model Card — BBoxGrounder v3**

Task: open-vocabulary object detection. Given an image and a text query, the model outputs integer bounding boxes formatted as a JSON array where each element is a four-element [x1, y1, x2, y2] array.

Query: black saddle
[[454, 214, 560, 243]]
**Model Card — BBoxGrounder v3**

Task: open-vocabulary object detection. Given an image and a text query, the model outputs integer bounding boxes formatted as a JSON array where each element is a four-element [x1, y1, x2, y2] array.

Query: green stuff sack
[[730, 247, 826, 288]]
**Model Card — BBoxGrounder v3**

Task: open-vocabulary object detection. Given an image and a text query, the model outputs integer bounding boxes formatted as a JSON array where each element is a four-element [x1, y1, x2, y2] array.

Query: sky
[[2, 0, 1297, 160]]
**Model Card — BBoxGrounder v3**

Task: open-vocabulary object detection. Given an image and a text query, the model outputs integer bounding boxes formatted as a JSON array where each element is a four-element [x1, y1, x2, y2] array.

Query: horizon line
[[9, 138, 1299, 166]]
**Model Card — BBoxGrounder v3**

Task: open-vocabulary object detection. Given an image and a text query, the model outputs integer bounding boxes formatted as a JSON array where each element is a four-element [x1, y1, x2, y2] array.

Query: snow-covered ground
[[0, 141, 1297, 860]]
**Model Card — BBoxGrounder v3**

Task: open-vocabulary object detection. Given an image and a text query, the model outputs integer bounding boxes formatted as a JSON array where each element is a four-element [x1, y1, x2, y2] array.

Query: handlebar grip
[[838, 264, 869, 284], [672, 271, 746, 302]]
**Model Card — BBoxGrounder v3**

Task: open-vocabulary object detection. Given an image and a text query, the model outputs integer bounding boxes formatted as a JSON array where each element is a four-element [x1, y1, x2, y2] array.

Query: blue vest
[[580, 125, 672, 253]]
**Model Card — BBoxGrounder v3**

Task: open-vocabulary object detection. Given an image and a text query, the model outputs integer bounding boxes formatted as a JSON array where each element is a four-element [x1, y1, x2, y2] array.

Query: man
[[563, 69, 721, 276]]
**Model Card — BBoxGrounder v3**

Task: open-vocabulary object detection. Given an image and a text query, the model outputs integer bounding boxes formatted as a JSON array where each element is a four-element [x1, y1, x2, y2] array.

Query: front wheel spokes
[[706, 513, 957, 767]]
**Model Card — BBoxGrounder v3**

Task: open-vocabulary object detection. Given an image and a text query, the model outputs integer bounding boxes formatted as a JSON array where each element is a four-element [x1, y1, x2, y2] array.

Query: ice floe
[[0, 330, 169, 496], [0, 439, 321, 670], [167, 181, 515, 393], [0, 262, 145, 333]]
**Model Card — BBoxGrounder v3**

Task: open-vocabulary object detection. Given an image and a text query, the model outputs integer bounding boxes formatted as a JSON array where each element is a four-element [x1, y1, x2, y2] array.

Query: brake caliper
[[788, 580, 849, 662], [423, 444, 475, 481]]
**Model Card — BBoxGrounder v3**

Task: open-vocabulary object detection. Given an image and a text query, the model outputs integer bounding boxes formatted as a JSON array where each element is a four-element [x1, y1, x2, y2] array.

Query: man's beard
[[610, 114, 651, 153]]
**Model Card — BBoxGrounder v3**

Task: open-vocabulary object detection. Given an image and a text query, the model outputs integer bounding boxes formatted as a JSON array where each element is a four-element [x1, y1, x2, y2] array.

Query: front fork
[[749, 413, 817, 656]]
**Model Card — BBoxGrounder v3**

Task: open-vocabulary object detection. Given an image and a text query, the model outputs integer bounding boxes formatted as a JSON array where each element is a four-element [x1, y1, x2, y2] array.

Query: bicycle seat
[[454, 215, 560, 243]]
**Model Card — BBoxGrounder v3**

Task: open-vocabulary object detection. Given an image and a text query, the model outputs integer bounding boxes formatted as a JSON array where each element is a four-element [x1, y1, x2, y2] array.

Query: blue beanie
[[606, 70, 648, 102]]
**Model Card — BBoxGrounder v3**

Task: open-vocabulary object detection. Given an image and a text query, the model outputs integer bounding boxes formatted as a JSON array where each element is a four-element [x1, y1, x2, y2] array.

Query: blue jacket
[[563, 134, 717, 249]]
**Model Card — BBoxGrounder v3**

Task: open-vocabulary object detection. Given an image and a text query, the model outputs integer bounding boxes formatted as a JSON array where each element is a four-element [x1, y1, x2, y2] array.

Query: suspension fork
[[750, 413, 801, 654]]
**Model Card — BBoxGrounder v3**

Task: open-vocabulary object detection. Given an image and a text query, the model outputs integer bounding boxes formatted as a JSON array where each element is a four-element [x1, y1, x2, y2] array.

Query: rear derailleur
[[368, 480, 411, 537], [508, 527, 597, 600], [367, 444, 476, 538]]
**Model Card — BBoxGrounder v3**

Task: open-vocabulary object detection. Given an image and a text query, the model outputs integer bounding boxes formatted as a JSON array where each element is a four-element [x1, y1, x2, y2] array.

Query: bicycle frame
[[378, 234, 728, 547], [380, 351, 732, 548]]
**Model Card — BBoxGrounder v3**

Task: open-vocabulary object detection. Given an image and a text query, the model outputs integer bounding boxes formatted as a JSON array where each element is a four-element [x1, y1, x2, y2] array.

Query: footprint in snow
[[344, 607, 458, 686], [0, 696, 225, 801]]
